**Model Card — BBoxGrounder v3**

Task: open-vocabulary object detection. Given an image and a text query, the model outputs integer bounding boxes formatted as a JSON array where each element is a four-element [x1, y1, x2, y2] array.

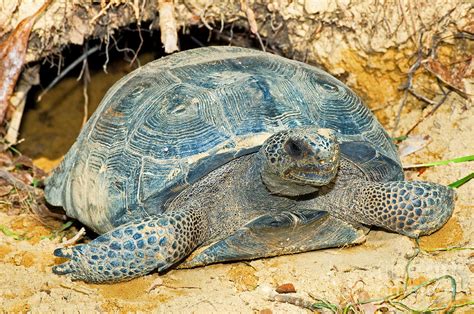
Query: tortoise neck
[[167, 153, 296, 243], [237, 153, 284, 205], [198, 153, 298, 214], [299, 158, 369, 216]]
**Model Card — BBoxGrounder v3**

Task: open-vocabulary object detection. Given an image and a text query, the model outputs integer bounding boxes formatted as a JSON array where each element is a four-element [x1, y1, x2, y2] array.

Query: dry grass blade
[[270, 241, 472, 312], [0, 151, 66, 224], [0, 0, 52, 125], [0, 168, 66, 224], [268, 294, 316, 311], [0, 224, 23, 240], [0, 168, 35, 194]]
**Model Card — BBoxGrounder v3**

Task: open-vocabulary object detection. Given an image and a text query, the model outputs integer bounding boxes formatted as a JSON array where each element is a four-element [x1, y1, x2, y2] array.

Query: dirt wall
[[2, 1, 472, 133]]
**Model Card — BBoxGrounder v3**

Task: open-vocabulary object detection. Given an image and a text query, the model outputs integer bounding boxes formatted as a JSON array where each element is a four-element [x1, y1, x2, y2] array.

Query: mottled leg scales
[[353, 181, 454, 237], [53, 211, 205, 283]]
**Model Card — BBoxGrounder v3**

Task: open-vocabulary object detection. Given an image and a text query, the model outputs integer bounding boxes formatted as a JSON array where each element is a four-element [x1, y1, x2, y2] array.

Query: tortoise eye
[[284, 139, 304, 158]]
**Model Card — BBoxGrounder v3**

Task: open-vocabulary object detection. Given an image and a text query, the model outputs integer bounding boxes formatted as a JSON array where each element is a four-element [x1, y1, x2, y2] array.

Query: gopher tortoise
[[45, 46, 454, 283]]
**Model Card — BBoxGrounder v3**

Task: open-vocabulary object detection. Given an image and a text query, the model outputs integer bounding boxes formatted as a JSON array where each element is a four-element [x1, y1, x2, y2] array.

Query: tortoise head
[[260, 127, 340, 196]]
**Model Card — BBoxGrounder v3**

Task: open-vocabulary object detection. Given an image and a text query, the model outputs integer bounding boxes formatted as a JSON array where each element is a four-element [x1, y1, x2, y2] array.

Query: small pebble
[[275, 283, 296, 294]]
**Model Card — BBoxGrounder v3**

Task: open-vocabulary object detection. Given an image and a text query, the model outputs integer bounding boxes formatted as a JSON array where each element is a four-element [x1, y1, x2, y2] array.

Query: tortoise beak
[[286, 161, 339, 186]]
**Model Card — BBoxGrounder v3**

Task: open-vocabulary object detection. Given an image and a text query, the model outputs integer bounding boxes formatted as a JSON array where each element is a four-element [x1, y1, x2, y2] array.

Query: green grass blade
[[31, 178, 41, 188], [403, 155, 474, 169], [424, 246, 474, 253], [449, 172, 474, 188], [312, 301, 338, 312], [392, 135, 408, 141], [8, 145, 22, 155], [57, 220, 74, 232], [0, 225, 22, 240]]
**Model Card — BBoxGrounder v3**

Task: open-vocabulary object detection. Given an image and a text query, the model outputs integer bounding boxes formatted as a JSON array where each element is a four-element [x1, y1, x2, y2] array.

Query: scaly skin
[[348, 180, 455, 237], [52, 128, 454, 283], [53, 211, 208, 283]]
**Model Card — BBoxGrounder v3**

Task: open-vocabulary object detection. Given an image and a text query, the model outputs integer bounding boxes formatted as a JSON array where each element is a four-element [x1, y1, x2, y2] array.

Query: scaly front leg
[[348, 181, 454, 238], [53, 210, 207, 283]]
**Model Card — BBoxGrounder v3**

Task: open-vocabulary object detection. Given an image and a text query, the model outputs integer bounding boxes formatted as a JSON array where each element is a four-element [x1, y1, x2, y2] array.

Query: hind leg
[[180, 210, 367, 268]]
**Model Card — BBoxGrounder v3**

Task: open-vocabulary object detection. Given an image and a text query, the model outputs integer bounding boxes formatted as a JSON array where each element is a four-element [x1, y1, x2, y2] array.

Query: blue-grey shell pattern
[[45, 46, 400, 234]]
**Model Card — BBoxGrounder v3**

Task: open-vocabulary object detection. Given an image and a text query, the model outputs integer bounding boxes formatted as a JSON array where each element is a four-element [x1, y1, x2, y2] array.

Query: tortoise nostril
[[284, 139, 304, 158]]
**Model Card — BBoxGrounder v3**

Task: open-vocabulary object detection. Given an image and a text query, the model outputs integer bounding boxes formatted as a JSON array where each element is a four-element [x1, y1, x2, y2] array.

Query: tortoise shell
[[45, 46, 400, 233]]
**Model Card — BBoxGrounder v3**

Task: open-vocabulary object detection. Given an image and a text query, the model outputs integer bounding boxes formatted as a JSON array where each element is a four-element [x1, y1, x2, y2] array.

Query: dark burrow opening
[[17, 23, 268, 171]]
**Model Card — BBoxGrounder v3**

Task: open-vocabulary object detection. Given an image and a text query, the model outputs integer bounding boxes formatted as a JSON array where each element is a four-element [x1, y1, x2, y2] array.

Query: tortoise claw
[[53, 247, 74, 258], [52, 245, 86, 278], [51, 216, 200, 283], [52, 262, 74, 275]]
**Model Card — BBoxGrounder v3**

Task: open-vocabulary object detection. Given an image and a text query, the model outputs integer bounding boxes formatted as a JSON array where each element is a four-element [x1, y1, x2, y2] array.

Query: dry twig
[[393, 27, 471, 135], [392, 31, 425, 134], [90, 2, 114, 24], [59, 227, 86, 247], [268, 294, 315, 310], [405, 89, 451, 136]]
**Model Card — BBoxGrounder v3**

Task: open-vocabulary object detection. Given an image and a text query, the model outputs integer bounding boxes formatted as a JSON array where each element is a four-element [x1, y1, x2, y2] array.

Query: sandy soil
[[1, 54, 473, 313]]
